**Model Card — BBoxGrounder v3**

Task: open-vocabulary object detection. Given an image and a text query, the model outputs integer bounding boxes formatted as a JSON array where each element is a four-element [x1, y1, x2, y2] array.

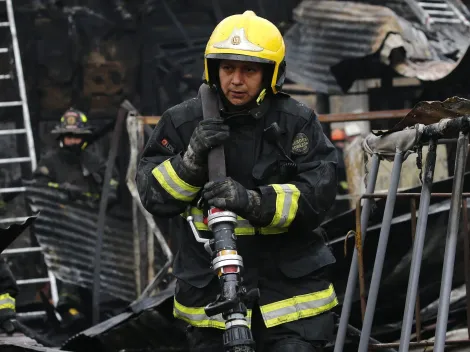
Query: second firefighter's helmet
[[51, 108, 92, 135], [204, 10, 286, 95]]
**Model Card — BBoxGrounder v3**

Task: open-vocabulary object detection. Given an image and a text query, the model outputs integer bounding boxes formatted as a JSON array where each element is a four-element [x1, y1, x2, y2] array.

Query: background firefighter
[[137, 11, 338, 352], [32, 108, 119, 330], [0, 257, 18, 335]]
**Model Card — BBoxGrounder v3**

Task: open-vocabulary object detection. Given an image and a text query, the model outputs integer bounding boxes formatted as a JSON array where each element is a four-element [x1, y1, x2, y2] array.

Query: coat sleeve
[[32, 156, 54, 184], [256, 112, 338, 231], [136, 112, 201, 217], [0, 257, 18, 308]]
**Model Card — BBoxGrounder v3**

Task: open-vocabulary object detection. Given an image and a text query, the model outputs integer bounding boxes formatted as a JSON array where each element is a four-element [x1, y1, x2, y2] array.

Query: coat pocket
[[278, 239, 336, 278]]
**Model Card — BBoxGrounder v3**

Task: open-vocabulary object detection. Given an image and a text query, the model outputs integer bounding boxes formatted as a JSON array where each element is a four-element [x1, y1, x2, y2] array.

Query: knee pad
[[271, 339, 319, 352]]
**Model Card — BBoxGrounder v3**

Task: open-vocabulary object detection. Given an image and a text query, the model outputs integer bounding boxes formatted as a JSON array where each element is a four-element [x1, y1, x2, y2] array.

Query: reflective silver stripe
[[173, 298, 252, 329], [0, 294, 15, 310], [153, 160, 199, 201], [270, 184, 300, 228], [260, 285, 338, 328], [182, 207, 289, 235], [277, 184, 294, 227], [187, 210, 255, 234]]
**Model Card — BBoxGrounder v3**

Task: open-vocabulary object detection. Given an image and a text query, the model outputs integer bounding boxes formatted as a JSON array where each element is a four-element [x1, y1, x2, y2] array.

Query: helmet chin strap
[[218, 87, 269, 114]]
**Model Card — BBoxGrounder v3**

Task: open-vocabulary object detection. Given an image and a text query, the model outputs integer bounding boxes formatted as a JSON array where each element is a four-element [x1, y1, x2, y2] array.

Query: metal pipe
[[346, 324, 397, 352], [361, 192, 470, 199], [434, 132, 469, 352], [358, 151, 404, 352], [409, 198, 422, 342], [461, 198, 470, 338], [398, 140, 437, 352], [369, 339, 470, 349], [355, 198, 366, 321], [334, 154, 380, 352]]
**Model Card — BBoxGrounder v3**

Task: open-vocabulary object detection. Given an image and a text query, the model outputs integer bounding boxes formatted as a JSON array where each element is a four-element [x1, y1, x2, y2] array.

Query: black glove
[[62, 182, 84, 201], [202, 177, 262, 224], [188, 119, 230, 164], [177, 119, 230, 186]]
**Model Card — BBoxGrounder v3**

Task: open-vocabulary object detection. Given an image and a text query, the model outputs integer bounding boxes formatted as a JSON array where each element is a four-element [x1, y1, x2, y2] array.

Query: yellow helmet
[[204, 10, 286, 96]]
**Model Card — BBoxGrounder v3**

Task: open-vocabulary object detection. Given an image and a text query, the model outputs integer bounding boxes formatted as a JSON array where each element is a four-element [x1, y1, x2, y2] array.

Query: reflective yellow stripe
[[152, 159, 200, 201], [0, 293, 15, 311], [269, 184, 300, 228], [110, 178, 119, 187], [181, 207, 288, 236], [260, 284, 338, 328], [173, 298, 252, 329], [48, 182, 59, 188], [83, 192, 100, 198]]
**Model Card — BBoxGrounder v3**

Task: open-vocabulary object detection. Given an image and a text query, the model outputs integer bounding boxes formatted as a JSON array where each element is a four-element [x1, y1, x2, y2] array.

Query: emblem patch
[[161, 138, 175, 153], [291, 133, 309, 155], [231, 35, 241, 45]]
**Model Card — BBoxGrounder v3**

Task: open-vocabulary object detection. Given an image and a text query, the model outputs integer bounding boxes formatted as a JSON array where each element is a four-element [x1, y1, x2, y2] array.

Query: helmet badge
[[66, 115, 77, 125], [231, 36, 241, 45], [213, 28, 263, 52]]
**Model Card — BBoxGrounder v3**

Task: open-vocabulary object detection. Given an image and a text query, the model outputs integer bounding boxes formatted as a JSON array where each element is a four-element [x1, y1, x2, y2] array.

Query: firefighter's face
[[219, 60, 263, 106], [63, 136, 83, 146]]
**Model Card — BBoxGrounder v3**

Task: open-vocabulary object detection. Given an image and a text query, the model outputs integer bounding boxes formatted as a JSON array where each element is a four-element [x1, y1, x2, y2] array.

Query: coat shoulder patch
[[291, 133, 309, 155]]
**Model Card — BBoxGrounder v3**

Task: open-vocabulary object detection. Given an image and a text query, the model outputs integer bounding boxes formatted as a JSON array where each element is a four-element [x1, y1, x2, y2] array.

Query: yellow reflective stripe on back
[[269, 184, 300, 228], [48, 182, 59, 188], [260, 284, 338, 328], [0, 293, 15, 311], [173, 298, 252, 329], [152, 159, 200, 201]]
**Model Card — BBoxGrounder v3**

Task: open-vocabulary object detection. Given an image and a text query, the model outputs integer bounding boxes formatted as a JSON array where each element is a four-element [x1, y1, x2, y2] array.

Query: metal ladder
[[0, 0, 58, 316], [405, 0, 470, 29]]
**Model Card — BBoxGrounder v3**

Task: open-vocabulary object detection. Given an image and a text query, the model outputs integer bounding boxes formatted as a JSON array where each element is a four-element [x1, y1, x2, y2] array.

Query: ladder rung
[[0, 128, 26, 135], [17, 278, 50, 285], [3, 247, 43, 255], [0, 74, 11, 79], [431, 18, 462, 23], [0, 22, 9, 27], [425, 10, 457, 16], [0, 156, 31, 164], [0, 216, 31, 224], [0, 48, 8, 53], [0, 101, 22, 107], [0, 186, 26, 193], [418, 2, 449, 9]]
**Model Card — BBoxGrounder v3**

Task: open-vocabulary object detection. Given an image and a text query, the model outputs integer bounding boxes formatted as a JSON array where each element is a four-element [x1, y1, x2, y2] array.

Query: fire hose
[[186, 84, 259, 352]]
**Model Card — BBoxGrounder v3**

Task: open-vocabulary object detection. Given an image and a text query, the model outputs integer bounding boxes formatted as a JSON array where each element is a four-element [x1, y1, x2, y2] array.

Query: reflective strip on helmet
[[0, 293, 15, 311], [152, 159, 200, 202], [268, 184, 300, 228], [173, 298, 252, 329], [260, 284, 338, 328], [181, 207, 288, 236]]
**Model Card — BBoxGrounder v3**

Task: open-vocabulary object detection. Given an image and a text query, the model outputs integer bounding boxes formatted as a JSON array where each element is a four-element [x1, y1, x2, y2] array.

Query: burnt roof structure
[[284, 0, 470, 93]]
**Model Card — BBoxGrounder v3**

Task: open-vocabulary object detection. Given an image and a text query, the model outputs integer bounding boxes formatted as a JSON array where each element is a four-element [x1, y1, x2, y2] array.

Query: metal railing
[[334, 116, 470, 352]]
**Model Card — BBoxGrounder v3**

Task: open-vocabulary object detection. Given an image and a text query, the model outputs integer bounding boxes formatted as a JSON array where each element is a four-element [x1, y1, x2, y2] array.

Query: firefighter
[[0, 257, 17, 334], [33, 108, 118, 329], [137, 11, 338, 352]]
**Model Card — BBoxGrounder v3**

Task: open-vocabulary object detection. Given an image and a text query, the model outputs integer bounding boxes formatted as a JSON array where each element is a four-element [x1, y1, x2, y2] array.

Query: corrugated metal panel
[[285, 1, 407, 93], [284, 0, 470, 93], [24, 182, 137, 302]]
